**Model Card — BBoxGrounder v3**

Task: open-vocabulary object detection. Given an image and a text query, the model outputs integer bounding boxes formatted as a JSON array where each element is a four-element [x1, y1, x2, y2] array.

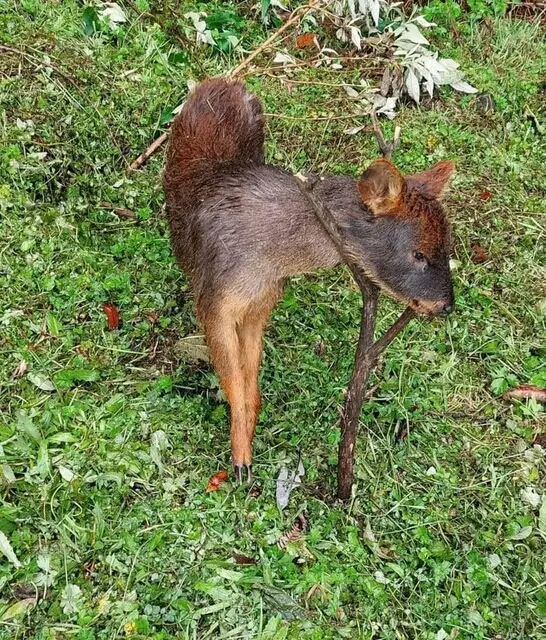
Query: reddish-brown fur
[[163, 78, 455, 474]]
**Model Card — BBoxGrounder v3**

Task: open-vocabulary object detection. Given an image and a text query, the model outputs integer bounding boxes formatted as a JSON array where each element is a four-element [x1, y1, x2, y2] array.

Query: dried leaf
[[277, 514, 308, 549], [380, 67, 391, 97], [27, 372, 55, 392], [99, 3, 127, 27], [508, 525, 533, 540], [0, 598, 36, 621], [58, 465, 75, 482], [1, 463, 16, 484], [12, 360, 28, 378], [175, 335, 210, 364], [450, 81, 478, 94], [102, 303, 120, 330], [350, 26, 361, 50], [276, 459, 305, 511], [361, 522, 394, 559], [232, 552, 257, 565], [503, 385, 546, 404], [471, 245, 487, 264], [521, 486, 541, 509], [343, 125, 366, 135], [539, 496, 546, 534], [343, 85, 359, 98], [273, 52, 295, 65], [405, 67, 420, 104], [296, 33, 316, 49], [150, 430, 169, 474], [206, 470, 229, 492], [413, 15, 436, 28], [397, 23, 430, 46], [0, 531, 22, 568]]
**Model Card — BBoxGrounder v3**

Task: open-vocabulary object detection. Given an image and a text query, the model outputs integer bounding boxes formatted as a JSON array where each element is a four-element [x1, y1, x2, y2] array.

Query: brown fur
[[163, 78, 455, 470]]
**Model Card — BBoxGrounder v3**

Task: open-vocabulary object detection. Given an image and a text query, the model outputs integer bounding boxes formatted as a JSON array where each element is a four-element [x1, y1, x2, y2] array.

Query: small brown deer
[[163, 78, 455, 481]]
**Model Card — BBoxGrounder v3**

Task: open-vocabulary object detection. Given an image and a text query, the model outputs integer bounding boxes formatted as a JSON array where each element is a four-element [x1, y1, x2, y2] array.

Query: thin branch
[[229, 0, 320, 78], [100, 201, 137, 220], [371, 109, 401, 160], [294, 173, 415, 500], [127, 131, 170, 173]]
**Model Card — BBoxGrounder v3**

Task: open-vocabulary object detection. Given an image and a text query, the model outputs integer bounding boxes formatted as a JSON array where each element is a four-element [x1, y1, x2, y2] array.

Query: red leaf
[[480, 190, 493, 201], [206, 470, 229, 492], [471, 245, 487, 264], [503, 385, 546, 404], [232, 552, 257, 565], [296, 33, 316, 48], [102, 303, 120, 330]]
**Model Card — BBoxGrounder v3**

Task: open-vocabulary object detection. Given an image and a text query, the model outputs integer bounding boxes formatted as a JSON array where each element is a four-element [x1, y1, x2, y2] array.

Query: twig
[[127, 131, 169, 172], [371, 109, 401, 160], [294, 174, 415, 500], [265, 112, 371, 122], [100, 201, 137, 220], [229, 0, 320, 78], [294, 111, 415, 500]]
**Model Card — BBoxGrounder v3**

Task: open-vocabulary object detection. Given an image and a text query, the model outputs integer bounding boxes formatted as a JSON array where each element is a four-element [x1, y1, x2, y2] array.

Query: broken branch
[[294, 173, 415, 500], [128, 131, 170, 173], [371, 109, 401, 160]]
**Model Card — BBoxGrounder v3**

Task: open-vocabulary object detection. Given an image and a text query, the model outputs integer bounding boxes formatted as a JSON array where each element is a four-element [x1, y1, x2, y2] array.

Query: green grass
[[1, 2, 546, 638]]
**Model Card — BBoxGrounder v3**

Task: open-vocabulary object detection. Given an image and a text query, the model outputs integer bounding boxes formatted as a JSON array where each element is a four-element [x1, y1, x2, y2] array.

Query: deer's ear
[[406, 161, 455, 199], [358, 159, 406, 215]]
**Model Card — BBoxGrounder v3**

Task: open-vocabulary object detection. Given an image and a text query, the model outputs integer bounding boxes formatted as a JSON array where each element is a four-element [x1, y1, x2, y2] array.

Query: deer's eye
[[413, 251, 425, 261]]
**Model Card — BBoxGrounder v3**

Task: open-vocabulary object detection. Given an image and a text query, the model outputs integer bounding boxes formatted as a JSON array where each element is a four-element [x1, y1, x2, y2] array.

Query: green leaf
[[508, 525, 533, 540], [0, 531, 21, 568], [60, 584, 84, 615], [34, 441, 50, 479], [54, 368, 100, 389], [46, 312, 62, 336], [168, 51, 189, 66], [491, 377, 509, 395], [159, 106, 175, 127], [17, 412, 41, 442], [82, 6, 99, 36], [255, 584, 307, 622], [261, 0, 272, 23]]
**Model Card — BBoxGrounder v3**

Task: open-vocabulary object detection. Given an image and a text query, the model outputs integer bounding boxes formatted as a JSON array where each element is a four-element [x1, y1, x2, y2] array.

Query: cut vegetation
[[1, 1, 545, 638]]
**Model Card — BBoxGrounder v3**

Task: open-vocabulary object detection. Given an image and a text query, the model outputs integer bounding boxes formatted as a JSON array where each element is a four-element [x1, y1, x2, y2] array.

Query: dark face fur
[[351, 159, 455, 316]]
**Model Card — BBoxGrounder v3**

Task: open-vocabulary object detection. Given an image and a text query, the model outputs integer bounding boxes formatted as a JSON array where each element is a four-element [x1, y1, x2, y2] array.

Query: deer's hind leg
[[202, 296, 249, 479], [202, 285, 281, 481], [237, 285, 283, 462]]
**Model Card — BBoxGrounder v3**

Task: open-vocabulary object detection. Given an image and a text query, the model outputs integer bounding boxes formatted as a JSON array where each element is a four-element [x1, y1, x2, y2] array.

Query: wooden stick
[[371, 109, 401, 161], [100, 201, 137, 220], [294, 174, 415, 500], [127, 131, 170, 173]]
